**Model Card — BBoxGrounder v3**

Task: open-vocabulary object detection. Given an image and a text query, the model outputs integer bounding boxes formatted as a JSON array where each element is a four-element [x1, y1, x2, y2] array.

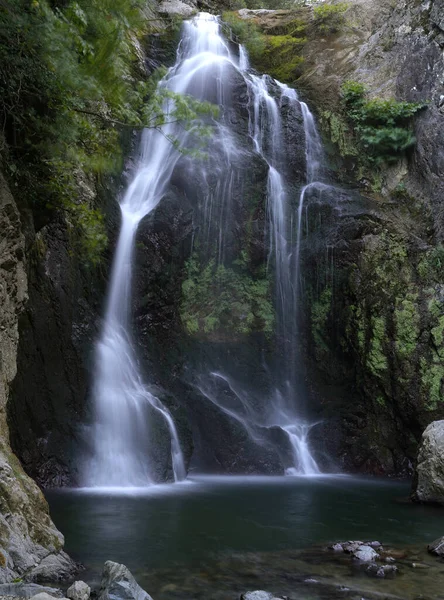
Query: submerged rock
[[412, 421, 444, 505], [67, 581, 90, 600], [366, 564, 398, 578], [427, 536, 444, 557], [98, 561, 153, 600]]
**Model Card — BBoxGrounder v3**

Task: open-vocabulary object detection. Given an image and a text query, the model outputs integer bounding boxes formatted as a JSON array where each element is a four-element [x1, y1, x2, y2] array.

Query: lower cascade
[[85, 11, 325, 487]]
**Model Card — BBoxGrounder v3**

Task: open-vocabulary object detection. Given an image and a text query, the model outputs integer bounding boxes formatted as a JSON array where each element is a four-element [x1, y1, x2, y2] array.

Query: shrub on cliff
[[313, 2, 349, 34], [222, 12, 305, 83], [341, 80, 426, 164], [0, 0, 214, 265]]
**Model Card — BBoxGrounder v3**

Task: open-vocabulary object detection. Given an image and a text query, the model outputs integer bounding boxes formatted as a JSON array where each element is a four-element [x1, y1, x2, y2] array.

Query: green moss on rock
[[368, 315, 388, 377], [395, 294, 420, 360], [181, 254, 274, 338]]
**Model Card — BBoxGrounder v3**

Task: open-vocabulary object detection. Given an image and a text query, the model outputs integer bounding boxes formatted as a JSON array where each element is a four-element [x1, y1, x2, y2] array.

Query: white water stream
[[86, 13, 326, 486]]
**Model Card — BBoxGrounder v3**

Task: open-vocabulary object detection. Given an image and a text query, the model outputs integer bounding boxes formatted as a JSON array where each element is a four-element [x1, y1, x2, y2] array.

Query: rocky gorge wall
[[0, 171, 76, 582], [239, 0, 444, 475], [2, 2, 444, 565]]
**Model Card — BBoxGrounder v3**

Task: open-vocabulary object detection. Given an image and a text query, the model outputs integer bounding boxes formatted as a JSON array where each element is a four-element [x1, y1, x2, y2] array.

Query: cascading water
[[85, 13, 238, 487], [183, 15, 321, 475], [243, 76, 321, 475], [86, 12, 326, 485]]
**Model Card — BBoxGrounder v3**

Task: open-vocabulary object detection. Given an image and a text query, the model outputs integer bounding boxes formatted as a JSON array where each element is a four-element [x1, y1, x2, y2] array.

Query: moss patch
[[223, 11, 307, 83], [181, 254, 274, 338]]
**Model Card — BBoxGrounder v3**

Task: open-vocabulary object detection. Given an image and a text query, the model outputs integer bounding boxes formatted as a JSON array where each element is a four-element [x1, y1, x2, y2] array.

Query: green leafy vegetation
[[341, 80, 426, 164], [223, 0, 310, 9], [313, 2, 349, 33], [0, 0, 215, 265], [395, 294, 420, 360], [222, 12, 306, 83], [181, 254, 274, 337]]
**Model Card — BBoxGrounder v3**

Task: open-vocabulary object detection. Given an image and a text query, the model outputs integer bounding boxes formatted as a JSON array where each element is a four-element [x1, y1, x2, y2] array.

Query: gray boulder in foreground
[[241, 593, 283, 600], [24, 552, 78, 583], [98, 561, 153, 600], [67, 581, 90, 600], [428, 536, 444, 556], [0, 584, 63, 598], [412, 420, 444, 505], [30, 594, 68, 600]]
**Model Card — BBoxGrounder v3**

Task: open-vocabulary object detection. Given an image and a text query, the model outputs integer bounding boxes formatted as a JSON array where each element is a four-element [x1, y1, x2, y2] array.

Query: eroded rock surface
[[0, 172, 75, 582], [412, 420, 444, 504]]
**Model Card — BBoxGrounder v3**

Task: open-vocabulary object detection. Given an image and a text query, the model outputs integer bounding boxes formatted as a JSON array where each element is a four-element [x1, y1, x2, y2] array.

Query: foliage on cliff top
[[340, 80, 426, 165], [181, 253, 274, 338], [0, 0, 214, 265], [313, 2, 349, 33], [223, 11, 306, 83]]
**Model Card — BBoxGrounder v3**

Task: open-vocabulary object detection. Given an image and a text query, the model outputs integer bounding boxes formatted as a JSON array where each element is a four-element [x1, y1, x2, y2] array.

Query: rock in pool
[[98, 561, 153, 600], [428, 536, 444, 557]]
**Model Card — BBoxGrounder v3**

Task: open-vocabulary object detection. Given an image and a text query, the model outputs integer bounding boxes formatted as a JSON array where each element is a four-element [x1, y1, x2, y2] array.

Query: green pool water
[[46, 475, 444, 599]]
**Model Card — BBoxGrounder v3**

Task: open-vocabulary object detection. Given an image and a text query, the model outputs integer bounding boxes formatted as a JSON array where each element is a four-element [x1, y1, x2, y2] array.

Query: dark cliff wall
[[6, 0, 444, 490], [291, 0, 444, 475], [8, 177, 120, 487], [0, 171, 76, 582]]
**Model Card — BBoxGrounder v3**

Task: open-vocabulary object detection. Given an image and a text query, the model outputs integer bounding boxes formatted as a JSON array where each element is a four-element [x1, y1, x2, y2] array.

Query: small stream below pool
[[46, 476, 444, 600]]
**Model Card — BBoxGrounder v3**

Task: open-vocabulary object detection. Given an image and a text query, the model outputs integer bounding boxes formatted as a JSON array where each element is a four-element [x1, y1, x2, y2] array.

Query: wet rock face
[[158, 0, 196, 18], [0, 172, 75, 582], [412, 420, 444, 505], [283, 0, 444, 475], [8, 209, 112, 487]]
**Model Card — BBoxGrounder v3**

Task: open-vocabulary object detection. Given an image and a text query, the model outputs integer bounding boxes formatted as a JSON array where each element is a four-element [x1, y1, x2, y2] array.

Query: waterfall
[[84, 13, 236, 487], [243, 76, 321, 475], [86, 12, 325, 486]]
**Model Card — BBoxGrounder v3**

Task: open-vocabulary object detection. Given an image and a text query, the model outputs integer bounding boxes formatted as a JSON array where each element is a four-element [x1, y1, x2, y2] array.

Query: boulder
[[98, 561, 153, 600], [331, 543, 344, 552], [342, 541, 364, 554], [427, 536, 444, 557], [24, 552, 78, 583], [366, 564, 398, 578], [412, 421, 444, 505], [0, 584, 63, 599], [30, 594, 68, 600], [67, 581, 90, 600], [353, 545, 379, 562], [241, 593, 282, 600]]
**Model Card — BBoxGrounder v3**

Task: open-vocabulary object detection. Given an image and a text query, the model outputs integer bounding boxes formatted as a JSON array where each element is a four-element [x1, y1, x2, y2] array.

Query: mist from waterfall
[[85, 12, 327, 486]]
